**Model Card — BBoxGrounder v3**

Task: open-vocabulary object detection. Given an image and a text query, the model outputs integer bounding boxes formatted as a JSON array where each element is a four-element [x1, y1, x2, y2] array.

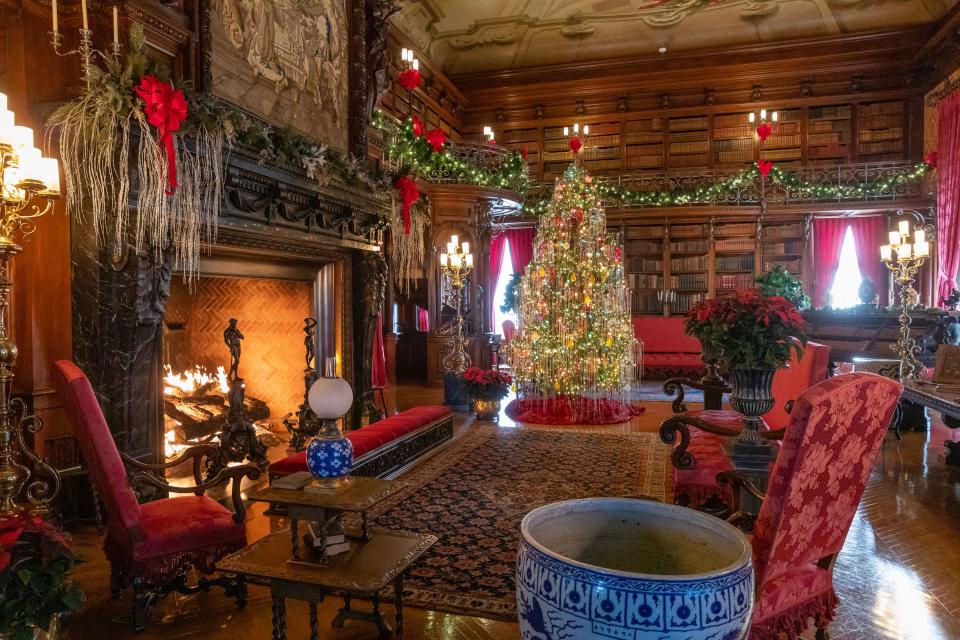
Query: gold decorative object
[[438, 236, 473, 374], [880, 214, 933, 382], [0, 92, 63, 516]]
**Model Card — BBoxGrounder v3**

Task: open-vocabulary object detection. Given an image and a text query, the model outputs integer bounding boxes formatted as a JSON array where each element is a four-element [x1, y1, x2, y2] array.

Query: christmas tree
[[508, 164, 637, 417]]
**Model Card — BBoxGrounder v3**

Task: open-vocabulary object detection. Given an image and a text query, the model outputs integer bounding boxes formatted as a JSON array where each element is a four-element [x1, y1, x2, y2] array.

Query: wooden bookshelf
[[712, 112, 754, 169], [857, 101, 905, 162], [502, 126, 541, 178], [761, 221, 805, 275], [624, 224, 665, 315], [542, 126, 574, 182], [668, 116, 709, 171], [807, 105, 852, 164], [763, 109, 802, 166], [668, 222, 709, 315], [582, 122, 622, 175], [624, 117, 665, 172]]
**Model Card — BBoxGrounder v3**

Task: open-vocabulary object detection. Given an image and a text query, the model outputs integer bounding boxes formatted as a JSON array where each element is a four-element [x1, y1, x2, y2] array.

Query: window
[[493, 239, 519, 335], [829, 226, 863, 309]]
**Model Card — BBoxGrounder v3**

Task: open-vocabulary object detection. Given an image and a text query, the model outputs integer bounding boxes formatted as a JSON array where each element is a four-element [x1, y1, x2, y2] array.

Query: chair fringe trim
[[674, 482, 734, 509], [750, 587, 838, 640], [105, 538, 247, 588]]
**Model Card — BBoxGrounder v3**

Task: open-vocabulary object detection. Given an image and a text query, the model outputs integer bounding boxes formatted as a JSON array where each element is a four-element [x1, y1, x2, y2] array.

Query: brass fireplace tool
[[283, 318, 323, 450], [205, 319, 268, 478]]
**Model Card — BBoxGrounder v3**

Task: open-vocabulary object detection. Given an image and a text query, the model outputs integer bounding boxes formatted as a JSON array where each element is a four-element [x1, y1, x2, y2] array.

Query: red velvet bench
[[632, 316, 705, 378], [269, 405, 454, 480]]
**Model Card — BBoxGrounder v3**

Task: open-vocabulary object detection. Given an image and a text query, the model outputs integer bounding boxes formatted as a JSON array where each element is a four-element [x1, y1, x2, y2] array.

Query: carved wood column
[[349, 0, 369, 159]]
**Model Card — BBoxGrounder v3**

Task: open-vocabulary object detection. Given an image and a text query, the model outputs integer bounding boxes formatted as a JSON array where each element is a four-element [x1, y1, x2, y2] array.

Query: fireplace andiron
[[284, 318, 324, 450], [206, 319, 268, 478]]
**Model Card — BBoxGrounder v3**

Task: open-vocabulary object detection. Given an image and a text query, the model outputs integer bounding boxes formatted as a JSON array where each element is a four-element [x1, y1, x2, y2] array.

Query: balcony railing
[[526, 160, 932, 210]]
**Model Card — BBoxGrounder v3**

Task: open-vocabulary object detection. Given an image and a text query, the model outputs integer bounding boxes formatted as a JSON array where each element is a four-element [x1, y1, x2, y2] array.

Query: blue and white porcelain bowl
[[517, 497, 754, 640], [305, 434, 353, 485]]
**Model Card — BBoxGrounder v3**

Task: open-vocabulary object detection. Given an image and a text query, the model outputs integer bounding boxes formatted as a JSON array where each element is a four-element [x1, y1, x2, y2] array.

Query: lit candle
[[573, 123, 579, 134], [916, 241, 930, 257], [446, 242, 454, 254], [483, 126, 492, 136], [81, 0, 88, 30], [439, 253, 448, 267], [466, 254, 474, 267], [401, 48, 409, 61], [52, 0, 58, 33], [771, 111, 779, 122], [412, 58, 419, 71], [450, 254, 462, 268], [880, 244, 892, 261], [113, 6, 119, 44], [915, 229, 925, 244], [39, 157, 60, 195], [748, 112, 755, 123], [760, 109, 767, 120], [461, 242, 469, 255], [898, 220, 910, 235], [563, 126, 569, 136], [450, 234, 458, 247], [583, 124, 590, 135], [889, 231, 900, 245]]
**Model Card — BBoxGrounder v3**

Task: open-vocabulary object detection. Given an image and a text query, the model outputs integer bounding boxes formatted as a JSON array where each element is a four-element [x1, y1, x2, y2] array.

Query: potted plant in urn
[[0, 514, 83, 640], [461, 367, 512, 420], [685, 289, 809, 448]]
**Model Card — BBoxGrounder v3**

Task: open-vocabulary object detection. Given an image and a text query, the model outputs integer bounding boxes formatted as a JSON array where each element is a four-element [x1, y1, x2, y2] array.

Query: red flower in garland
[[394, 176, 420, 235], [521, 145, 528, 159], [398, 68, 422, 91], [569, 137, 582, 153], [489, 138, 497, 146], [425, 128, 447, 153], [756, 123, 772, 142], [925, 151, 939, 169], [757, 159, 773, 178], [411, 115, 425, 137], [134, 75, 188, 194], [0, 520, 24, 571]]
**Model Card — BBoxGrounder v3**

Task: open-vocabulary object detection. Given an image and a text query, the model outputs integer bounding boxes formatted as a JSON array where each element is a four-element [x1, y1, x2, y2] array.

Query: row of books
[[716, 254, 756, 271], [717, 150, 754, 163], [860, 102, 903, 117], [625, 143, 664, 155], [765, 134, 802, 146], [625, 118, 663, 132], [627, 258, 664, 271], [764, 223, 802, 238], [672, 292, 707, 313], [762, 148, 802, 161], [628, 240, 662, 253], [859, 116, 902, 130], [628, 273, 662, 289], [670, 239, 709, 252], [714, 114, 752, 128], [810, 105, 852, 119], [713, 138, 753, 150], [859, 140, 904, 155], [671, 224, 708, 237], [670, 255, 708, 271], [809, 145, 850, 158], [858, 127, 903, 142], [810, 120, 851, 134], [500, 128, 539, 143], [764, 258, 801, 273], [632, 295, 663, 314], [808, 131, 851, 145], [671, 273, 707, 289], [625, 132, 664, 144], [625, 226, 664, 239], [669, 154, 710, 167], [715, 238, 755, 252], [670, 131, 708, 144], [670, 117, 708, 131], [626, 156, 664, 169], [583, 159, 622, 171], [716, 273, 756, 289]]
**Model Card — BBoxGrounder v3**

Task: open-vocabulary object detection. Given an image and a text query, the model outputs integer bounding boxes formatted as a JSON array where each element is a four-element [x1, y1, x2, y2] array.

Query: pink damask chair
[[660, 341, 831, 510], [52, 360, 261, 631], [718, 372, 902, 639]]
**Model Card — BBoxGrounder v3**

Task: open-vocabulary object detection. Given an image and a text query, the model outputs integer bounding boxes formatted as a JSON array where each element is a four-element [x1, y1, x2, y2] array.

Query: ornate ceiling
[[393, 0, 957, 77]]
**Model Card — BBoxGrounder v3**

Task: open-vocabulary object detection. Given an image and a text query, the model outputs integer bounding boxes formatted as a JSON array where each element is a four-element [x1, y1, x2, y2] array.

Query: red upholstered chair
[[660, 341, 831, 509], [51, 360, 261, 632], [718, 372, 902, 639]]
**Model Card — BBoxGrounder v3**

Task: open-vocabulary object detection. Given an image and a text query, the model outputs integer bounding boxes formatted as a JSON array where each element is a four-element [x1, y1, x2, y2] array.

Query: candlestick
[[113, 6, 119, 45], [81, 0, 88, 31]]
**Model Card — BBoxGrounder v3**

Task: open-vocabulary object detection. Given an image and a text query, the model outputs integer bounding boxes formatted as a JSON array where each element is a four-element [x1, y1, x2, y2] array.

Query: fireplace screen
[[163, 276, 314, 457]]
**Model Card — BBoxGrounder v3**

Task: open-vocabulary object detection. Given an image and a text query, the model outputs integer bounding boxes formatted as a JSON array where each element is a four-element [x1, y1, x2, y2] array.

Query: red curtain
[[813, 218, 847, 309], [938, 92, 960, 303], [371, 313, 387, 389], [506, 228, 536, 276], [489, 233, 508, 326], [848, 217, 885, 305], [416, 306, 429, 332]]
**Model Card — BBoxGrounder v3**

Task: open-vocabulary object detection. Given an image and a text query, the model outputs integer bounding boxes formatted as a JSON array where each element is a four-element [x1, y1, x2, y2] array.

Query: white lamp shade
[[20, 147, 43, 182], [0, 111, 16, 147], [11, 125, 32, 150], [39, 157, 60, 194], [308, 375, 354, 419]]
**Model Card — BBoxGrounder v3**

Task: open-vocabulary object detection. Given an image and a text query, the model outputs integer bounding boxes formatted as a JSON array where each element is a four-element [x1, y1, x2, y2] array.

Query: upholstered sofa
[[632, 316, 704, 377], [270, 405, 453, 480]]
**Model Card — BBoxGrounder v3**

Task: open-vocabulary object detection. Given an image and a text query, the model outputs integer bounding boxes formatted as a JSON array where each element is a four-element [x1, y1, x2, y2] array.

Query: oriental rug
[[363, 423, 672, 621]]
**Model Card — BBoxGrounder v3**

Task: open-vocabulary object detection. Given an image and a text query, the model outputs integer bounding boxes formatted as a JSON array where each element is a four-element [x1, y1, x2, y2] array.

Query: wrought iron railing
[[526, 160, 932, 210]]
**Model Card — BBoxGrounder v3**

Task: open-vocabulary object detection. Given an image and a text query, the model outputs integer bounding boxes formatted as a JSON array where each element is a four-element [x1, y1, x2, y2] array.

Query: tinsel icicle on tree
[[509, 164, 637, 408]]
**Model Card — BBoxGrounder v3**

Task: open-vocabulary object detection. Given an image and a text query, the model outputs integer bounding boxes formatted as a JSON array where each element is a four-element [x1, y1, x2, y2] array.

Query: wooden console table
[[900, 381, 960, 465]]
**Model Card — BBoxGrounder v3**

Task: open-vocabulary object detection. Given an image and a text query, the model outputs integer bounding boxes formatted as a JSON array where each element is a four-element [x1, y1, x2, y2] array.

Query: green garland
[[375, 113, 531, 194], [522, 162, 931, 215]]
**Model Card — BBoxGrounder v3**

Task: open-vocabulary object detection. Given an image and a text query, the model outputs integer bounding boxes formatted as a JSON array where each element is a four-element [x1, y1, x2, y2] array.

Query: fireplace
[[161, 253, 340, 460]]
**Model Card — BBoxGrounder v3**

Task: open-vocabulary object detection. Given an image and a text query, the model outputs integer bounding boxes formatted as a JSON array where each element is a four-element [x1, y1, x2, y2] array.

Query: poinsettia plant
[[685, 288, 810, 369], [461, 367, 513, 401], [0, 514, 83, 640]]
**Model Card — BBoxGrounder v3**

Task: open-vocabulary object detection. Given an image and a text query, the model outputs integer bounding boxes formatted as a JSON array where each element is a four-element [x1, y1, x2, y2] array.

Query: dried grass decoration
[[46, 25, 229, 280]]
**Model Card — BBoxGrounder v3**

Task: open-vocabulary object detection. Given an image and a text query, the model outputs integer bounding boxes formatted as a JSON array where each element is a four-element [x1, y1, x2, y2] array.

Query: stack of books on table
[[271, 471, 313, 490], [307, 520, 350, 556]]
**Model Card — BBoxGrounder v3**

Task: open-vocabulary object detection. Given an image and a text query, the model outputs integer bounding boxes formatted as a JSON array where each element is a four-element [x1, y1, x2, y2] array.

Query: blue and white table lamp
[[305, 357, 354, 486]]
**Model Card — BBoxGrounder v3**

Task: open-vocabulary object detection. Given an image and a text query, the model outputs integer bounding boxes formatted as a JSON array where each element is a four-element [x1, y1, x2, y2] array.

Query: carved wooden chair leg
[[131, 577, 154, 633], [815, 625, 830, 640], [232, 574, 247, 608]]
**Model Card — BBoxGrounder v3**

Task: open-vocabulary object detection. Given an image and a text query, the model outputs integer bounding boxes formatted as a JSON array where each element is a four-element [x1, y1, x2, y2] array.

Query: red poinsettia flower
[[425, 128, 447, 153], [411, 115, 425, 137], [756, 123, 772, 142], [394, 176, 420, 235], [925, 151, 939, 169], [398, 68, 422, 91], [569, 137, 582, 153], [757, 160, 773, 178]]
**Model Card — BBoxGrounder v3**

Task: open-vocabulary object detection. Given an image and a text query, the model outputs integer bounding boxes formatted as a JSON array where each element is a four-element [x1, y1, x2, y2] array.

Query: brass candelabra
[[0, 93, 63, 516], [881, 218, 932, 382], [439, 236, 473, 374]]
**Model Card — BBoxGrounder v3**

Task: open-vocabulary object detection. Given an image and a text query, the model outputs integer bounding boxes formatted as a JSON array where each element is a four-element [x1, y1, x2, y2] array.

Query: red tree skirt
[[504, 395, 645, 426]]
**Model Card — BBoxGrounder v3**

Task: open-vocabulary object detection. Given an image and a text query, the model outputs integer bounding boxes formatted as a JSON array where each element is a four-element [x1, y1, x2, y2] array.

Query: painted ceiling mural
[[393, 0, 956, 75]]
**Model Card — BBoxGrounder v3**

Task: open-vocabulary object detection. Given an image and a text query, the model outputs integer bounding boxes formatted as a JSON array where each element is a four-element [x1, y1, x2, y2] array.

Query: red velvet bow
[[489, 139, 497, 146], [925, 151, 939, 169], [425, 128, 447, 153], [394, 176, 419, 235], [569, 137, 582, 153], [521, 145, 527, 159], [756, 123, 772, 142], [135, 75, 188, 194], [398, 69, 422, 91], [411, 115, 424, 137], [758, 160, 773, 178]]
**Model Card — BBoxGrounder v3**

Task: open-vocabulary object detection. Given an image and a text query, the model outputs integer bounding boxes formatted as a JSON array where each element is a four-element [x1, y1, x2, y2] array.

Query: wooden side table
[[251, 476, 406, 563], [218, 529, 436, 640]]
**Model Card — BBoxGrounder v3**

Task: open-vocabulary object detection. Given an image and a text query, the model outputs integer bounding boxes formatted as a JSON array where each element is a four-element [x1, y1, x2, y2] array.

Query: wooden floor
[[65, 384, 960, 640]]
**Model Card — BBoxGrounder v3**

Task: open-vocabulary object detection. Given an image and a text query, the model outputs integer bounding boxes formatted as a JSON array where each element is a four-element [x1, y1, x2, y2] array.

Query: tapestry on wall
[[209, 0, 349, 152]]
